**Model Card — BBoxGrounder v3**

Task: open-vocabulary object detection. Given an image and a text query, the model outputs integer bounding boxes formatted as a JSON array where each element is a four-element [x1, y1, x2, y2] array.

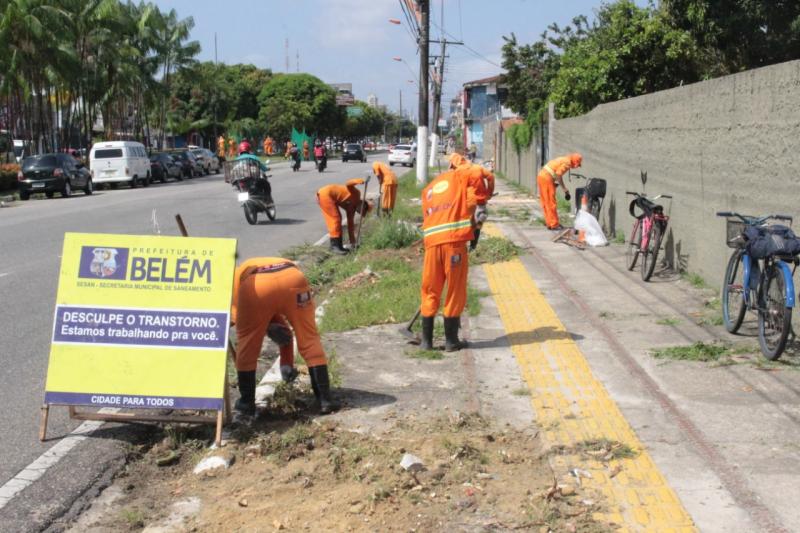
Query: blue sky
[[154, 1, 647, 117]]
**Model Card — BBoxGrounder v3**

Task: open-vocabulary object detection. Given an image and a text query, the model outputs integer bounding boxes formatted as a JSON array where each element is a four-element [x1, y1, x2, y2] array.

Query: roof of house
[[463, 74, 506, 88]]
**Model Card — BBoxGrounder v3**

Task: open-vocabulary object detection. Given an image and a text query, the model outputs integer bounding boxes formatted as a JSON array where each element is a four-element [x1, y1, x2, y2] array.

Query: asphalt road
[[0, 153, 383, 530]]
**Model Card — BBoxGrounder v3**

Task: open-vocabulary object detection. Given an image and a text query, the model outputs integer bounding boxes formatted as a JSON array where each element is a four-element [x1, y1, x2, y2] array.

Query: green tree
[[257, 73, 343, 139], [663, 0, 800, 74]]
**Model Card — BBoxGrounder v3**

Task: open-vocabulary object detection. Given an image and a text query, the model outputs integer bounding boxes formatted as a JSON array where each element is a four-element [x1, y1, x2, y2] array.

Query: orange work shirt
[[373, 161, 397, 185], [456, 164, 492, 206], [318, 183, 362, 226], [541, 156, 571, 181], [230, 257, 296, 324], [421, 170, 476, 248]]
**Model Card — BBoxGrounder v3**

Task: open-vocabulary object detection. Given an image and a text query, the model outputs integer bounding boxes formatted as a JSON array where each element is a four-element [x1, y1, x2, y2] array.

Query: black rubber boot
[[420, 316, 434, 350], [329, 237, 349, 255], [308, 365, 340, 414], [444, 316, 468, 352], [234, 370, 256, 417]]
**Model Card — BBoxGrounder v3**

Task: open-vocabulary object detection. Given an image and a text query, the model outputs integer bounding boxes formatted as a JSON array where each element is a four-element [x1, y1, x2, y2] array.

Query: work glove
[[475, 205, 488, 224], [564, 191, 571, 201], [267, 322, 293, 346]]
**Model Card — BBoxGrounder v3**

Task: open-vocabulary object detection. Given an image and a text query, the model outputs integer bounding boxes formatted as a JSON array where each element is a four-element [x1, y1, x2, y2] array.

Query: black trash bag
[[744, 225, 800, 259]]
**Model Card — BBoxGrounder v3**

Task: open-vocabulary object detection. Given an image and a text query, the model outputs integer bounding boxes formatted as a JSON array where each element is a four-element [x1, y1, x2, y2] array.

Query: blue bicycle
[[717, 212, 797, 360]]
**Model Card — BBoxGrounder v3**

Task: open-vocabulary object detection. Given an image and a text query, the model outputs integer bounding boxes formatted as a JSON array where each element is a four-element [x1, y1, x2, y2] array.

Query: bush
[[364, 219, 421, 250], [507, 123, 532, 153], [0, 163, 19, 192]]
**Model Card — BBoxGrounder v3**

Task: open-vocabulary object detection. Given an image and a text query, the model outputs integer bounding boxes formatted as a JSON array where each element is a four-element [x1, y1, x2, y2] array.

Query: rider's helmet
[[238, 141, 251, 154]]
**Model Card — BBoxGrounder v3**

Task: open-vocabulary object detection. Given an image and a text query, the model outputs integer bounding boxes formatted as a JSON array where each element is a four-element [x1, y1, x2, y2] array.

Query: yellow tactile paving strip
[[481, 225, 696, 532]]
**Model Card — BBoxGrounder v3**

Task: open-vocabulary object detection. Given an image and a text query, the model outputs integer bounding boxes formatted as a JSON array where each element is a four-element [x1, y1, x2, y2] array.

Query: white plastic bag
[[574, 210, 608, 247]]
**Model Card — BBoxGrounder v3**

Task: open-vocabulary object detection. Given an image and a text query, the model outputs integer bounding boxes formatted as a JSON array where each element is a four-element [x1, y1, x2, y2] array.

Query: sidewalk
[[480, 178, 800, 532]]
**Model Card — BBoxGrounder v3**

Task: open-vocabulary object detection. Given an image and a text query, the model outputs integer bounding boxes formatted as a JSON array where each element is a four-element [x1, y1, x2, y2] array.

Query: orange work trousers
[[381, 183, 397, 211], [317, 193, 343, 238], [420, 241, 469, 318], [235, 266, 326, 372], [537, 172, 559, 229]]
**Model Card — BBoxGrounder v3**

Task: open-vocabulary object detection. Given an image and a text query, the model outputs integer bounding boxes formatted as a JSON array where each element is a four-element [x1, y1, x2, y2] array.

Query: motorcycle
[[291, 151, 301, 172], [315, 154, 327, 173], [225, 159, 277, 225]]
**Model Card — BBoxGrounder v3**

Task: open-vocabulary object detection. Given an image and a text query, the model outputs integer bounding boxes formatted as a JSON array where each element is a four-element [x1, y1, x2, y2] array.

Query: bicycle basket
[[585, 178, 606, 198], [725, 219, 746, 248]]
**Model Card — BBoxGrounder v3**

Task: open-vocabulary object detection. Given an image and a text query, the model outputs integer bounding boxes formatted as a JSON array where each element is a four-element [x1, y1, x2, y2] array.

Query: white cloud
[[312, 0, 400, 48]]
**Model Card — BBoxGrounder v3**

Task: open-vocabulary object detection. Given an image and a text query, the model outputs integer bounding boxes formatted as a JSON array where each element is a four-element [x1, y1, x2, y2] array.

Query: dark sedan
[[171, 150, 201, 178], [150, 153, 183, 182], [17, 153, 92, 200], [342, 143, 367, 163]]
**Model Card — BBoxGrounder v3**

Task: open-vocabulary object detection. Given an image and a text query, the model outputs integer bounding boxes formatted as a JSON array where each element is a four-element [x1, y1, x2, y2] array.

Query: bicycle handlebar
[[627, 191, 672, 200], [715, 211, 794, 225]]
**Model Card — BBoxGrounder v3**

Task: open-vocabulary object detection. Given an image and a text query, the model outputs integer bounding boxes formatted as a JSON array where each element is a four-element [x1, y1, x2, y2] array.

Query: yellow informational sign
[[44, 233, 237, 411]]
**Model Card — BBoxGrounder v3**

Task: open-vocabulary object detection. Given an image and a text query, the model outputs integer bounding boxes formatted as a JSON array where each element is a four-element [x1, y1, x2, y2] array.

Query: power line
[[430, 19, 502, 68]]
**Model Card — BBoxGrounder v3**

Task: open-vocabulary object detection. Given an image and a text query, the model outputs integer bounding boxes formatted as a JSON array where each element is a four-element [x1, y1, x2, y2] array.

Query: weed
[[651, 342, 733, 362], [120, 508, 146, 528], [576, 438, 638, 460], [471, 236, 521, 264], [467, 287, 489, 316], [511, 387, 530, 397], [362, 219, 420, 250], [656, 317, 681, 326], [280, 242, 319, 260], [682, 271, 709, 289], [557, 197, 571, 213], [613, 230, 625, 244], [406, 348, 444, 360], [532, 217, 545, 226], [496, 171, 531, 195]]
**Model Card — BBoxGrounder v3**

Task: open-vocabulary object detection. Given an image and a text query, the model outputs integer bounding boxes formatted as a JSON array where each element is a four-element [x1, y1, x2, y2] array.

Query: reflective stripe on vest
[[423, 218, 473, 237], [543, 165, 557, 179]]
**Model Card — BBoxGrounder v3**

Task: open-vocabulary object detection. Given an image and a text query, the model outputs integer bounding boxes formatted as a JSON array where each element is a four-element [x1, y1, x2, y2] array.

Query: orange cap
[[345, 178, 365, 188], [569, 153, 583, 168]]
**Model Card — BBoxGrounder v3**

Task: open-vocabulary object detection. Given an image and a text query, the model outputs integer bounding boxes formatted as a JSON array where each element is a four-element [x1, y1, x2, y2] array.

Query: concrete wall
[[495, 123, 542, 195], [550, 59, 800, 286]]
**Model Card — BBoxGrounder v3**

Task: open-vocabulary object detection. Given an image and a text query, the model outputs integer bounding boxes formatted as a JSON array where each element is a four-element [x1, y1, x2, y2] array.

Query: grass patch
[[651, 342, 733, 362], [120, 508, 147, 529], [467, 287, 489, 316], [471, 236, 521, 264], [682, 271, 709, 289], [511, 386, 530, 397], [557, 197, 571, 213], [656, 317, 681, 326], [495, 171, 531, 195], [406, 348, 444, 360], [362, 218, 420, 250], [613, 230, 625, 244]]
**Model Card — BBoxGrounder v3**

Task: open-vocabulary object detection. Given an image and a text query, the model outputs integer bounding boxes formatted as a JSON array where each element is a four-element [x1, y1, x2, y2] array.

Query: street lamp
[[388, 18, 401, 25]]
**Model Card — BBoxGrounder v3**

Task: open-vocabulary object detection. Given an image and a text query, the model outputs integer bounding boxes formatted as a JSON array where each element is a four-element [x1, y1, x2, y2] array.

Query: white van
[[89, 141, 151, 188]]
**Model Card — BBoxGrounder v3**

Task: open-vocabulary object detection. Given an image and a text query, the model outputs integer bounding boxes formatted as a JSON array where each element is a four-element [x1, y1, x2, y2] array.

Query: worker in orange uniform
[[227, 136, 237, 160], [217, 135, 226, 160], [317, 179, 372, 255], [537, 153, 582, 230], [231, 257, 338, 417], [419, 168, 477, 352], [302, 139, 310, 161], [262, 137, 271, 156], [448, 153, 491, 249], [372, 161, 397, 216]]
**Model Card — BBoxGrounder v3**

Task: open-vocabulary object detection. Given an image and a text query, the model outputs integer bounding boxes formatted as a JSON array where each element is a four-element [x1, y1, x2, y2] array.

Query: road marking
[[0, 408, 119, 510], [0, 272, 9, 279], [481, 223, 695, 531]]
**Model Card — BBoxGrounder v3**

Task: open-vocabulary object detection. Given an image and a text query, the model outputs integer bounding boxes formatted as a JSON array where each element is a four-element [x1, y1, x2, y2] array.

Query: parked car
[[201, 148, 220, 174], [171, 150, 201, 178], [89, 140, 151, 188], [388, 144, 416, 167], [17, 153, 93, 200], [342, 143, 367, 163], [189, 147, 215, 175], [149, 153, 183, 182]]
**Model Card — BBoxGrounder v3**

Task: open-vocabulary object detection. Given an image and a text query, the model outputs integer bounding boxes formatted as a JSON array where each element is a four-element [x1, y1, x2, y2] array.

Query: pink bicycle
[[625, 191, 672, 281]]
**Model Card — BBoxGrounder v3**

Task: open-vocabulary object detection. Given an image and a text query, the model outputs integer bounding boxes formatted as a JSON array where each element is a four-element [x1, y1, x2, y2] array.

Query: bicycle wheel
[[641, 222, 663, 281], [626, 220, 641, 271], [758, 264, 792, 360], [721, 250, 746, 334]]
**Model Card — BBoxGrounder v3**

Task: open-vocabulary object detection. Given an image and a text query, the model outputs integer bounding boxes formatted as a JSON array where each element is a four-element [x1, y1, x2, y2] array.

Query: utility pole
[[416, 0, 430, 185], [429, 41, 446, 167], [398, 89, 403, 142], [213, 32, 218, 149]]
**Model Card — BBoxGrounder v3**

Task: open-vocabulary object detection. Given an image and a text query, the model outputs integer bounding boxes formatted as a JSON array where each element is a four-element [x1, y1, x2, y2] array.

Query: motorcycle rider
[[289, 142, 301, 170], [233, 141, 272, 199], [314, 140, 327, 171]]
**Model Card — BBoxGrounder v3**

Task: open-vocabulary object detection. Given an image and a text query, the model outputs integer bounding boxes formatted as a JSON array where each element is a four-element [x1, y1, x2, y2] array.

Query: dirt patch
[[76, 412, 610, 532]]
